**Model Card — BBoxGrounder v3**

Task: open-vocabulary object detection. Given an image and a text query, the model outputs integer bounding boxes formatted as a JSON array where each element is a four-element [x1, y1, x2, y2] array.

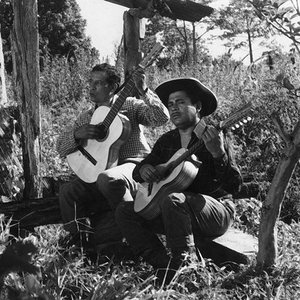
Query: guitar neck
[[100, 43, 164, 130], [101, 77, 136, 129]]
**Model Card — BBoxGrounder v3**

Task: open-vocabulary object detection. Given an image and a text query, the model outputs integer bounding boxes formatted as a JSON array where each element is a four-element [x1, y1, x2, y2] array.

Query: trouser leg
[[186, 193, 235, 238], [115, 201, 172, 269], [160, 192, 235, 259], [160, 193, 194, 251], [96, 162, 138, 210], [115, 202, 165, 255], [59, 177, 109, 236]]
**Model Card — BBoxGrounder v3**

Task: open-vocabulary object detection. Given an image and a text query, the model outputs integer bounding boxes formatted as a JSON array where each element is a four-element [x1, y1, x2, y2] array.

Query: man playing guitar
[[116, 77, 242, 284], [57, 63, 169, 254]]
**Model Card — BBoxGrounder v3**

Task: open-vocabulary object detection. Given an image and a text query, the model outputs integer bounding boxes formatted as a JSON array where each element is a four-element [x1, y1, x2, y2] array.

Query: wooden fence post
[[0, 25, 7, 105], [11, 0, 42, 199], [123, 11, 144, 96]]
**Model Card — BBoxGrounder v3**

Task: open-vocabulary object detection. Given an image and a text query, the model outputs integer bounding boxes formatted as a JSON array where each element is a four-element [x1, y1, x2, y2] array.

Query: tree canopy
[[0, 0, 97, 72], [215, 0, 271, 64]]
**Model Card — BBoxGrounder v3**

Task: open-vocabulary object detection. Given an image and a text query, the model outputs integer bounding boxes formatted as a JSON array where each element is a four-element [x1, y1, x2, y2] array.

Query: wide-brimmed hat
[[155, 77, 217, 116]]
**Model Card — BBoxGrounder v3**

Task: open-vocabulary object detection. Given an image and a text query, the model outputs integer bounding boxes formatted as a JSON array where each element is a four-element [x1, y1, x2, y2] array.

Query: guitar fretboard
[[101, 76, 136, 129], [99, 42, 164, 130]]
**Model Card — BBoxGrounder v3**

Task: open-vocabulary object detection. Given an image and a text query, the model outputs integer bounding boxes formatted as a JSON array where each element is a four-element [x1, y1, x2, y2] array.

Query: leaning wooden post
[[11, 0, 42, 199], [0, 25, 7, 105], [257, 117, 300, 269]]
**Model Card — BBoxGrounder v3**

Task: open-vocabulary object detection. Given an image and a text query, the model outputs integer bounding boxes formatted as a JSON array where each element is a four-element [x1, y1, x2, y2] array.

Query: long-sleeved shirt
[[56, 89, 169, 164], [133, 128, 242, 197]]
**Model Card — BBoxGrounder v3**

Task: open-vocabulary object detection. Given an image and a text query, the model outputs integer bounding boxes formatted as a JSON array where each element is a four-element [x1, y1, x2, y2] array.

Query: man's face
[[167, 90, 200, 129], [89, 71, 114, 105]]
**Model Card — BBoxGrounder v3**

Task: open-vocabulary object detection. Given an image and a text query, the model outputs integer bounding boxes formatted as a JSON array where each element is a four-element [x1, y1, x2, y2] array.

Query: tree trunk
[[11, 0, 42, 199], [257, 121, 300, 269], [0, 26, 7, 105], [192, 22, 197, 64], [182, 22, 190, 65], [246, 28, 253, 64]]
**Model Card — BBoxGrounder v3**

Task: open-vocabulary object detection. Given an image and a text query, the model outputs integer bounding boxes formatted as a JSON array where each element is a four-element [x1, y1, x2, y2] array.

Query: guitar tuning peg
[[239, 121, 244, 126], [235, 124, 240, 129], [231, 126, 236, 131], [247, 116, 252, 121], [243, 119, 248, 123]]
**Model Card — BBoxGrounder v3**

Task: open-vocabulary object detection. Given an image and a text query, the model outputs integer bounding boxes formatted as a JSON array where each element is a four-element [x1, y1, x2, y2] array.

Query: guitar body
[[134, 148, 199, 220], [67, 106, 131, 183]]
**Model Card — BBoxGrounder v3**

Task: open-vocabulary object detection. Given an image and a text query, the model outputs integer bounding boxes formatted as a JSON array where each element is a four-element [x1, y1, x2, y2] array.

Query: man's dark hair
[[92, 63, 121, 88]]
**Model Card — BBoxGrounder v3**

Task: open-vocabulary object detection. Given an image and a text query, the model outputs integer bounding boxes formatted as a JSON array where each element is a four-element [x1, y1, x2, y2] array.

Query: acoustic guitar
[[67, 43, 164, 183], [134, 102, 253, 220]]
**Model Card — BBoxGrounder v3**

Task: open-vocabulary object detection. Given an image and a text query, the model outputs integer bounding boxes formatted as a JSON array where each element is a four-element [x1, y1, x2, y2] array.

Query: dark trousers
[[115, 192, 235, 255], [59, 162, 138, 245]]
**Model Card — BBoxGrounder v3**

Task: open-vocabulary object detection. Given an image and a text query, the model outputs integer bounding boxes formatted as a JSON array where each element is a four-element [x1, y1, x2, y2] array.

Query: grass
[[0, 205, 300, 299]]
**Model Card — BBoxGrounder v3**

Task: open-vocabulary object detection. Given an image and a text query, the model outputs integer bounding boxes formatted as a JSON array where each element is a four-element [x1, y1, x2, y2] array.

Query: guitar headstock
[[139, 42, 164, 69], [219, 102, 253, 131]]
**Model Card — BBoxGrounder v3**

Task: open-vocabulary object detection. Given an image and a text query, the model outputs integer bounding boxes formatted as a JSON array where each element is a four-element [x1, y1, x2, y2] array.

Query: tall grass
[[0, 218, 299, 299]]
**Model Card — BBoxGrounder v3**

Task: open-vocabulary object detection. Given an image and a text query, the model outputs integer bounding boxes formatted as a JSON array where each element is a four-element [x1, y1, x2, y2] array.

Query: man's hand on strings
[[202, 125, 226, 158], [74, 124, 105, 140], [139, 164, 163, 183]]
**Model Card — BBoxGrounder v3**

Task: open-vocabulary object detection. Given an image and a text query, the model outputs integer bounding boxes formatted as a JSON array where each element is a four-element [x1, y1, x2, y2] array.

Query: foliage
[[40, 49, 98, 106], [248, 0, 300, 53], [214, 0, 273, 64], [143, 14, 213, 68], [0, 0, 97, 73], [216, 0, 270, 41], [38, 0, 91, 57]]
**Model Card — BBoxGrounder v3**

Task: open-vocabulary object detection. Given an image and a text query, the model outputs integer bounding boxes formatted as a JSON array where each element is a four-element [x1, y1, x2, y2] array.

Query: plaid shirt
[[56, 89, 169, 164], [133, 128, 242, 196]]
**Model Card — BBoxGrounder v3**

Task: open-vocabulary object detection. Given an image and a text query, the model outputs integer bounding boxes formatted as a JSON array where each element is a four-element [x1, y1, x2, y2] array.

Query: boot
[[153, 247, 187, 286], [142, 247, 171, 269], [155, 246, 205, 286], [172, 245, 205, 267]]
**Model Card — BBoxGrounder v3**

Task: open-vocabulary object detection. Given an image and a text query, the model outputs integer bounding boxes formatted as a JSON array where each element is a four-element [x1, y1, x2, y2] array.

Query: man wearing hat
[[115, 78, 242, 283]]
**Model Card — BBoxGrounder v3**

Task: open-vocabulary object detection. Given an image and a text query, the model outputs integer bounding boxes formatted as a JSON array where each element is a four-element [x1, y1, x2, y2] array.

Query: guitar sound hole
[[97, 124, 108, 140]]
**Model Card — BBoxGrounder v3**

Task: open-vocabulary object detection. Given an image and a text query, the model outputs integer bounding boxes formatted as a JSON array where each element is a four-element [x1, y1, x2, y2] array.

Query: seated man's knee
[[160, 192, 186, 210], [97, 171, 110, 189], [97, 170, 126, 195], [97, 171, 113, 193]]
